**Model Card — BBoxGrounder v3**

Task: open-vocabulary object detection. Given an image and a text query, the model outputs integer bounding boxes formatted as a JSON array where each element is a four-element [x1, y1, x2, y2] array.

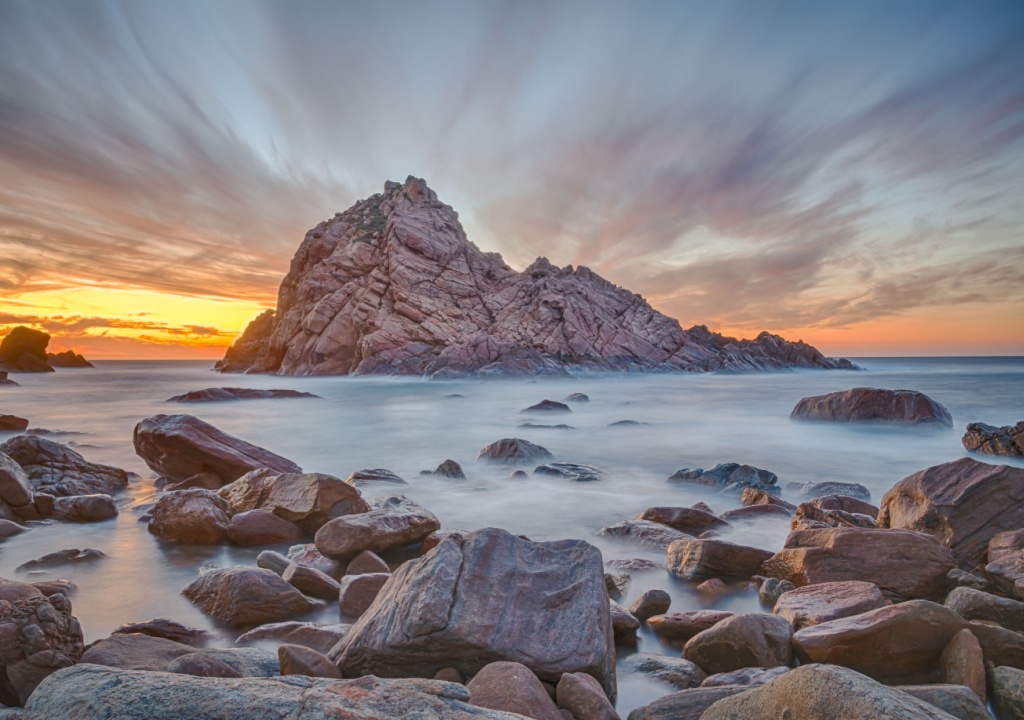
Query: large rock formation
[[217, 177, 854, 377]]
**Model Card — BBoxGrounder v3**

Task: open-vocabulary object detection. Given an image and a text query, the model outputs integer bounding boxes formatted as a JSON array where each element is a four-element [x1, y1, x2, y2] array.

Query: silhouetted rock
[[0, 327, 53, 373], [963, 421, 1024, 457], [667, 463, 779, 494], [46, 350, 92, 368], [216, 178, 852, 377], [167, 388, 319, 402], [134, 414, 301, 486], [791, 387, 952, 426], [0, 371, 17, 385], [523, 400, 571, 413], [0, 435, 128, 497]]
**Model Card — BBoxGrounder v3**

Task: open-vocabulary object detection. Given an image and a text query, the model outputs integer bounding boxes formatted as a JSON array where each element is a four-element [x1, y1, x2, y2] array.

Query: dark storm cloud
[[1, 0, 1022, 333]]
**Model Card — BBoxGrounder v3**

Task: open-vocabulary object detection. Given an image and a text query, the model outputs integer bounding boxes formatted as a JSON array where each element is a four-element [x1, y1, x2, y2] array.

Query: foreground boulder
[[682, 613, 793, 675], [477, 438, 553, 465], [773, 580, 887, 630], [315, 495, 439, 560], [761, 527, 957, 601], [219, 469, 368, 532], [0, 436, 128, 497], [0, 593, 83, 706], [133, 414, 301, 486], [149, 489, 232, 545], [24, 665, 527, 719], [791, 387, 952, 426], [81, 633, 277, 677], [700, 663, 959, 719], [182, 567, 322, 627], [668, 538, 772, 581], [878, 458, 1024, 570], [667, 463, 779, 494], [335, 527, 615, 699], [963, 421, 1024, 457]]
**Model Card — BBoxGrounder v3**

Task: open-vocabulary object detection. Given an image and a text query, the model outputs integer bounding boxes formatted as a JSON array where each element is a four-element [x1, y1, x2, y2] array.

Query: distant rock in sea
[[791, 388, 952, 427], [962, 420, 1024, 457], [0, 326, 93, 372], [216, 177, 854, 377], [167, 388, 320, 403]]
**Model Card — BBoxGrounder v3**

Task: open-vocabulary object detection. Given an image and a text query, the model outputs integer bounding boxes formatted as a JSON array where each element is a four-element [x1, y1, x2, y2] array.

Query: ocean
[[2, 357, 1022, 713]]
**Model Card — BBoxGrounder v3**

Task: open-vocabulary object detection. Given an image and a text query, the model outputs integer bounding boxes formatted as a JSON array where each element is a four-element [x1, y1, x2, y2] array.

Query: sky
[[1, 0, 1023, 359]]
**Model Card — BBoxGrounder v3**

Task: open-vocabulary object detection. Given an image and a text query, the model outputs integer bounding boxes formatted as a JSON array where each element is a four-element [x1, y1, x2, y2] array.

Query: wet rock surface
[[148, 489, 232, 545]]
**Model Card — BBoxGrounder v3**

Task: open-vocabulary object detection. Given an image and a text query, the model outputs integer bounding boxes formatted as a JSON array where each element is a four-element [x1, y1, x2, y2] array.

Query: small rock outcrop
[[334, 527, 615, 700], [0, 327, 54, 373], [963, 420, 1024, 457], [215, 177, 852, 377], [45, 351, 92, 368], [166, 388, 319, 403], [133, 415, 301, 486], [667, 463, 780, 494], [791, 387, 953, 426], [0, 436, 128, 497]]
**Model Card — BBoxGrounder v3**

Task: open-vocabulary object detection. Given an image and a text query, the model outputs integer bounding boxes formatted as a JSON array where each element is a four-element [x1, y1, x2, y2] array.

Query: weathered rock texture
[[878, 458, 1024, 570], [335, 527, 615, 700], [0, 436, 128, 497], [0, 593, 83, 706], [791, 387, 952, 426], [133, 415, 301, 485], [218, 469, 367, 532], [24, 665, 527, 720], [963, 421, 1024, 457], [216, 178, 852, 377]]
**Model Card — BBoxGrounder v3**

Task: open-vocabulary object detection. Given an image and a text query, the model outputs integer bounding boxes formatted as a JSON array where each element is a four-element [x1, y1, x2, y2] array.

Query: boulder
[[963, 421, 1024, 457], [345, 550, 390, 575], [0, 327, 53, 372], [23, 665, 528, 719], [344, 468, 407, 486], [609, 599, 639, 645], [0, 453, 32, 509], [791, 502, 875, 531], [792, 600, 970, 683], [523, 400, 571, 413], [667, 463, 779, 494], [629, 589, 671, 622], [314, 494, 440, 560], [968, 621, 1024, 670], [0, 579, 43, 604], [286, 543, 342, 578], [619, 654, 705, 690], [898, 685, 990, 720], [947, 568, 997, 594], [533, 462, 604, 482], [555, 672, 618, 720], [0, 370, 16, 385], [112, 618, 209, 646], [236, 622, 350, 655], [700, 666, 790, 687], [720, 504, 792, 522], [635, 507, 730, 535], [133, 414, 301, 486], [219, 469, 368, 532], [334, 527, 615, 699], [791, 387, 953, 426], [278, 644, 340, 679], [741, 487, 797, 511], [46, 350, 92, 368], [477, 438, 553, 465], [431, 460, 465, 479], [789, 481, 872, 502], [182, 567, 323, 627], [667, 538, 773, 581], [605, 572, 631, 599], [773, 580, 887, 630], [28, 579, 75, 598], [337, 573, 390, 618], [597, 519, 691, 550], [625, 686, 747, 720], [682, 613, 793, 675], [989, 666, 1024, 719], [81, 633, 276, 677], [878, 458, 1024, 570], [0, 416, 27, 432], [50, 494, 117, 522], [564, 393, 589, 402], [256, 550, 291, 575], [809, 494, 879, 517], [605, 557, 664, 572], [466, 661, 562, 720], [166, 388, 318, 403], [941, 629, 986, 703], [761, 527, 957, 601], [0, 593, 83, 706], [986, 552, 1024, 599], [0, 436, 128, 497], [148, 489, 232, 545], [15, 548, 106, 572], [699, 663, 960, 719], [227, 509, 304, 546], [0, 519, 26, 540], [647, 611, 734, 644], [281, 563, 340, 601], [946, 587, 1024, 633]]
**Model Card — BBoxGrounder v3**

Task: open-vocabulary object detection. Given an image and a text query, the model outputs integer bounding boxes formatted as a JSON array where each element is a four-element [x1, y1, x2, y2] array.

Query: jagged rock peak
[[217, 178, 854, 377]]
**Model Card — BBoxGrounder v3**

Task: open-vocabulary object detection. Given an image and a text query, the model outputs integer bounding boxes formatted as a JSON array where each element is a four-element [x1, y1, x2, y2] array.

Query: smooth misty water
[[1, 358, 1022, 713]]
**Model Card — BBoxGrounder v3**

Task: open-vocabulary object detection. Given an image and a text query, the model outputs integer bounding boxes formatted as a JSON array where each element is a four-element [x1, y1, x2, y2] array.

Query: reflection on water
[[1, 357, 1021, 714]]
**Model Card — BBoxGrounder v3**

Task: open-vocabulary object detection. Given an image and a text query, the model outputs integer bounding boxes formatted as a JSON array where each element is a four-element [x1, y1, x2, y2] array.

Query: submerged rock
[[16, 548, 106, 572], [597, 519, 692, 551], [522, 400, 571, 413], [791, 387, 952, 426], [667, 463, 779, 494], [619, 653, 705, 690], [166, 388, 319, 402], [477, 438, 553, 465], [133, 414, 301, 486], [112, 618, 210, 647], [0, 436, 128, 497], [533, 462, 604, 482], [344, 468, 407, 486]]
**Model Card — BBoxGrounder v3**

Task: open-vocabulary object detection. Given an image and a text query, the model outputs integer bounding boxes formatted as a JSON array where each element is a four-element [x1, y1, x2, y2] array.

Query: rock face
[[335, 527, 615, 700], [216, 177, 852, 377], [761, 527, 957, 601], [167, 388, 319, 403], [667, 463, 780, 494], [315, 494, 440, 560], [182, 567, 322, 627], [218, 469, 368, 532], [791, 387, 952, 426], [0, 327, 54, 372], [0, 436, 128, 497], [24, 665, 528, 720], [46, 350, 93, 368], [0, 593, 83, 706], [963, 421, 1024, 457], [133, 415, 301, 486], [878, 458, 1024, 570]]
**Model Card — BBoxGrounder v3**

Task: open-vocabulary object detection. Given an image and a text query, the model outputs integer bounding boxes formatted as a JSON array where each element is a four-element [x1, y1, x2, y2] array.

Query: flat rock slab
[[133, 414, 301, 485], [878, 457, 1024, 571], [773, 580, 888, 630], [315, 494, 439, 560], [762, 527, 956, 602], [335, 527, 615, 700], [790, 387, 953, 426], [24, 665, 529, 720]]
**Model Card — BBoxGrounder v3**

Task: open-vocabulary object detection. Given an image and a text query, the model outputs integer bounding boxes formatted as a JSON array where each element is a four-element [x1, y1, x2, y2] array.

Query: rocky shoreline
[[1, 380, 1023, 718]]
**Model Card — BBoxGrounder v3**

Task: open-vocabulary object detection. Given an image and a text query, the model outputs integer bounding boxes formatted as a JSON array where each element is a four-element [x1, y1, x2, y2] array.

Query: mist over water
[[1, 358, 1022, 713]]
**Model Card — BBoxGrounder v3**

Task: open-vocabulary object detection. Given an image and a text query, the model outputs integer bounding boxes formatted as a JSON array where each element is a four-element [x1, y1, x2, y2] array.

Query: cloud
[[0, 312, 232, 346]]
